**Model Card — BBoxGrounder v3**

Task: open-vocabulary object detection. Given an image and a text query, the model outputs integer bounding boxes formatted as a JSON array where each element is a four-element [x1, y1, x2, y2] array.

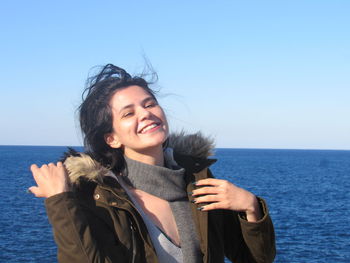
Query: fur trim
[[64, 153, 110, 184], [63, 132, 215, 184], [168, 131, 215, 158]]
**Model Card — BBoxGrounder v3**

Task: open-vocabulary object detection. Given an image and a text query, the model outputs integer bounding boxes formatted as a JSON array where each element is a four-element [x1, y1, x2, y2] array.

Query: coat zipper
[[99, 185, 154, 261], [129, 219, 137, 263]]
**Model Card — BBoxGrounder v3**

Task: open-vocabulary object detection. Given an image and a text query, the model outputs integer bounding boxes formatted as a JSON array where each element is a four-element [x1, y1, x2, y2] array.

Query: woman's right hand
[[28, 162, 71, 198]]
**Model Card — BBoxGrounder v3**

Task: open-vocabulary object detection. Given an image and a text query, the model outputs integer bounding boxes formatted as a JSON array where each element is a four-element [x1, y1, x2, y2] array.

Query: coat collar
[[63, 131, 216, 185]]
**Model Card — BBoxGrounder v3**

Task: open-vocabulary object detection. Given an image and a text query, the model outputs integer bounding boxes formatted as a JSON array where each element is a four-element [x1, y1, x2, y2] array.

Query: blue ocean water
[[0, 146, 349, 263]]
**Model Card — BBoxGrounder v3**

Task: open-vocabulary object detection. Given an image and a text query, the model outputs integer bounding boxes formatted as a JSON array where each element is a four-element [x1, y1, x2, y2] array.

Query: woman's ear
[[104, 133, 122, 148]]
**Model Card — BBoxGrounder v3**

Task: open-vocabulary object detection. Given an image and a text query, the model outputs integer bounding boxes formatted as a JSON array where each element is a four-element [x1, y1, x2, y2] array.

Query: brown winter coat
[[45, 133, 276, 263]]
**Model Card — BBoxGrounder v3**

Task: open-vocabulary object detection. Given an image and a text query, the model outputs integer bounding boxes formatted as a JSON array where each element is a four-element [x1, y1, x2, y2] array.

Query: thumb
[[28, 186, 44, 198]]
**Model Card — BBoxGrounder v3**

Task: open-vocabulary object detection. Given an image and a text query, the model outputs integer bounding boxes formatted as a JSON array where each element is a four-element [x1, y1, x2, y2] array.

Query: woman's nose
[[138, 107, 152, 120]]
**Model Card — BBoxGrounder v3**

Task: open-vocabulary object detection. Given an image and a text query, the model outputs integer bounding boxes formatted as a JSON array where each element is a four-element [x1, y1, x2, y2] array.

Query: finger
[[28, 186, 44, 198], [49, 162, 60, 175], [195, 178, 224, 187], [30, 164, 39, 172], [57, 162, 67, 172], [56, 163, 69, 178], [192, 186, 219, 196], [194, 194, 221, 204], [30, 164, 43, 181], [199, 202, 226, 211]]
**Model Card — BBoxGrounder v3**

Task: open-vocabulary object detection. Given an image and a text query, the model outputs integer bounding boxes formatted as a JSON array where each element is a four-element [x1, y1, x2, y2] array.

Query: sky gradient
[[1, 1, 349, 149]]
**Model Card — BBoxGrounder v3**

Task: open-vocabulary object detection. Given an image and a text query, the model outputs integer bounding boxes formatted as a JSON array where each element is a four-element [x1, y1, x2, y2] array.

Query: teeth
[[141, 123, 158, 133]]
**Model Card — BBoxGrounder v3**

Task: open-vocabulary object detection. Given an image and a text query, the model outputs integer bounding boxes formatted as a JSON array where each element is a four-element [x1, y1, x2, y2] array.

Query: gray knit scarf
[[122, 150, 202, 263]]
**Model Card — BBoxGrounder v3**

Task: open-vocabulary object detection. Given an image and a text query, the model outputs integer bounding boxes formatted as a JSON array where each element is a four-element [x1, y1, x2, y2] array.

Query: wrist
[[245, 195, 262, 222], [47, 185, 71, 198]]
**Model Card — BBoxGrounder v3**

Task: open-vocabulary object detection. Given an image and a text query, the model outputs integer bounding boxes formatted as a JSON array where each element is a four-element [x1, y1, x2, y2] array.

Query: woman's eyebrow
[[118, 97, 155, 112], [142, 97, 156, 104], [119, 104, 133, 112]]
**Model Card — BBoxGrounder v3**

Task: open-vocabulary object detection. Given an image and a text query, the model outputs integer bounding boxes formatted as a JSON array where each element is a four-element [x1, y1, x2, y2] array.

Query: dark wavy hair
[[79, 64, 158, 173]]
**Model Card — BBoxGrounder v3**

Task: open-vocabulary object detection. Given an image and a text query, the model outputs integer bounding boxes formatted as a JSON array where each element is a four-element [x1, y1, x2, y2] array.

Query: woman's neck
[[124, 147, 164, 166]]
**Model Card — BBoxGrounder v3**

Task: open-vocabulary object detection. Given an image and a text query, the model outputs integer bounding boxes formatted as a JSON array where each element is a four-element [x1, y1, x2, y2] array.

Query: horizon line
[[1, 144, 349, 151]]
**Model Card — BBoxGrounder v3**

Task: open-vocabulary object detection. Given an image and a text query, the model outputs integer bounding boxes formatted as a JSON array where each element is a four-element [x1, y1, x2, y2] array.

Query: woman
[[29, 64, 276, 263]]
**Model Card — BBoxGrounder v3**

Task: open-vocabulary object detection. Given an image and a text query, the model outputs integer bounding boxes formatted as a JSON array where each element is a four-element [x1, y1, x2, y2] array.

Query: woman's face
[[105, 85, 168, 158]]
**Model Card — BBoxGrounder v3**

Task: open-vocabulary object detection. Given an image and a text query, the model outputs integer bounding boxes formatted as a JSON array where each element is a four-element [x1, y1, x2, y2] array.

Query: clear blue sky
[[1, 1, 349, 149]]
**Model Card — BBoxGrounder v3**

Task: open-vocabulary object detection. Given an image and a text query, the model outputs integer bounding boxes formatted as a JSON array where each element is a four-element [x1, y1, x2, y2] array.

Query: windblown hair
[[79, 64, 158, 173]]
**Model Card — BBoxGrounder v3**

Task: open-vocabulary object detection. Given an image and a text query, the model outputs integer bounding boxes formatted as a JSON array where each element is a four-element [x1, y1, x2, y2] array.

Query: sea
[[0, 146, 349, 263]]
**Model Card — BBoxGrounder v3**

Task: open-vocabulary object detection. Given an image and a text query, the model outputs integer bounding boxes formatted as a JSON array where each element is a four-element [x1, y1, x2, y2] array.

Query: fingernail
[[188, 191, 193, 195], [26, 188, 32, 194], [191, 199, 197, 203], [197, 206, 203, 211], [192, 181, 197, 186]]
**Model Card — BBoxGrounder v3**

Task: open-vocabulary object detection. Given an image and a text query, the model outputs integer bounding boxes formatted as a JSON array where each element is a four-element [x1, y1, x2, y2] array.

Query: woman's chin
[[141, 130, 168, 145]]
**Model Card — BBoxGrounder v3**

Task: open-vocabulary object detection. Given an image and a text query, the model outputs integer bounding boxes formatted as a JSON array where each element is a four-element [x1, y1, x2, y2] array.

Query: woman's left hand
[[192, 178, 262, 222]]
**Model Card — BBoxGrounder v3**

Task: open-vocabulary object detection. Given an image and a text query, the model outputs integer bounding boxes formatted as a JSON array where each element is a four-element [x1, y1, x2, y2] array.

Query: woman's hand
[[28, 162, 71, 198], [192, 178, 262, 222]]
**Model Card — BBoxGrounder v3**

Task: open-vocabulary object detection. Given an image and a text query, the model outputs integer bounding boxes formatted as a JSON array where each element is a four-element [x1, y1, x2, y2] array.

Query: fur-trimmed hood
[[63, 132, 215, 185]]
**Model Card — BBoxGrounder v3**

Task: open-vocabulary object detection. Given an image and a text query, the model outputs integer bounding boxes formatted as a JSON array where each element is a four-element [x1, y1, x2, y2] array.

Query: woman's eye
[[122, 112, 133, 118], [145, 102, 157, 108]]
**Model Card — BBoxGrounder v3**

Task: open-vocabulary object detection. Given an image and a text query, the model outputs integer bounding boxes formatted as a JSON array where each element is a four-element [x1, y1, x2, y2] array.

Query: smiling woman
[[28, 64, 276, 263], [105, 85, 169, 165]]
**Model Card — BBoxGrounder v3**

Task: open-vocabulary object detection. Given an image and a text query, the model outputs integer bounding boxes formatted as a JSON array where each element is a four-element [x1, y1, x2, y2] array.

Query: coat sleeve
[[205, 168, 276, 263], [223, 198, 276, 263], [45, 191, 127, 263]]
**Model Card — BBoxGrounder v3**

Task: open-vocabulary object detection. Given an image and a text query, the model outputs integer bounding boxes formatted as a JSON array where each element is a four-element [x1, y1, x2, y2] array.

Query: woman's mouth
[[139, 123, 160, 134]]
